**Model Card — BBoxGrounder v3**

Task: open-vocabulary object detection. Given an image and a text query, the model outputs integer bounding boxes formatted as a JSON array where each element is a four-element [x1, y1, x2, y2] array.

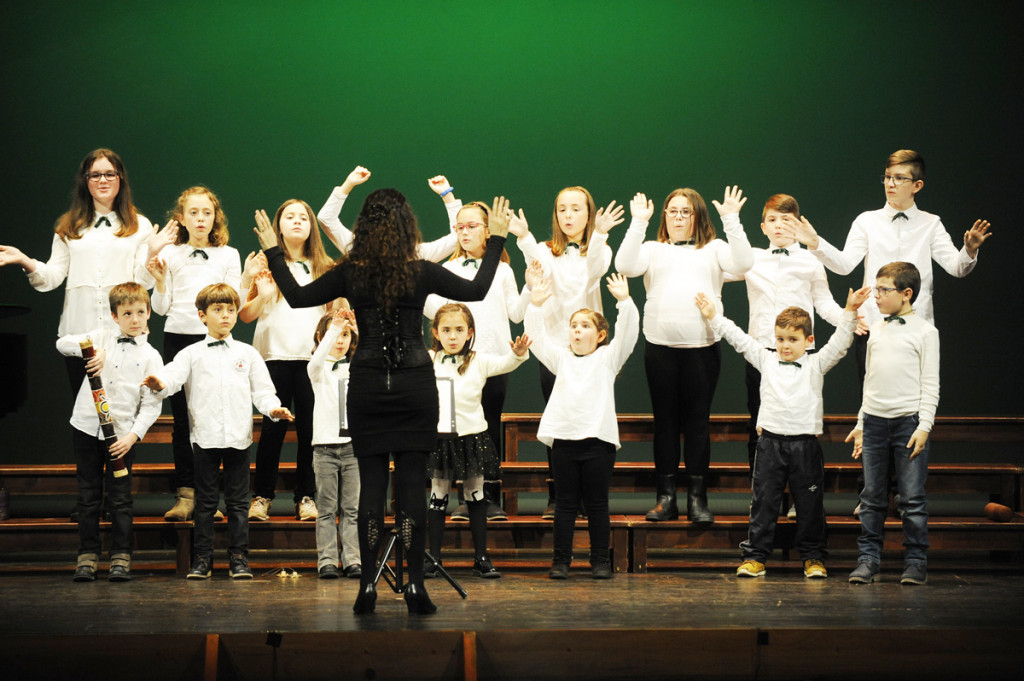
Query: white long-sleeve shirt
[[515, 231, 612, 347], [307, 324, 352, 446], [151, 243, 242, 335], [525, 298, 639, 449], [57, 328, 163, 441], [251, 262, 325, 361], [153, 334, 282, 450], [423, 259, 529, 355], [810, 203, 976, 325], [857, 313, 940, 433], [615, 213, 753, 348], [711, 310, 857, 436], [317, 187, 460, 262], [27, 211, 155, 336], [430, 348, 528, 437], [725, 245, 844, 348]]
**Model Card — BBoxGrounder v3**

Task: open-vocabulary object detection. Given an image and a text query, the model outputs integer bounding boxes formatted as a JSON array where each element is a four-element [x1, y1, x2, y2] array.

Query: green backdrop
[[1, 1, 1020, 465]]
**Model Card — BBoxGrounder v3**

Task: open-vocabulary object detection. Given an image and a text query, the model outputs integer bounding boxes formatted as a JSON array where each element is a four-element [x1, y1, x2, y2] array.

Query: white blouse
[[151, 243, 242, 335]]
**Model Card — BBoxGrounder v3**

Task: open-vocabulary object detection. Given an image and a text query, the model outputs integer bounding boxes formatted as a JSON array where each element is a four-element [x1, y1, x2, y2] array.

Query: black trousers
[[551, 438, 616, 554], [73, 429, 134, 556], [741, 431, 827, 562], [253, 359, 315, 503], [163, 332, 204, 489], [481, 373, 509, 462], [644, 341, 721, 477], [193, 445, 250, 559]]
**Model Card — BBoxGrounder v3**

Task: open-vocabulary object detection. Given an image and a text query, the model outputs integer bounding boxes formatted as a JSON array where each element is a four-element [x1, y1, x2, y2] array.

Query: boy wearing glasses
[[846, 262, 938, 585]]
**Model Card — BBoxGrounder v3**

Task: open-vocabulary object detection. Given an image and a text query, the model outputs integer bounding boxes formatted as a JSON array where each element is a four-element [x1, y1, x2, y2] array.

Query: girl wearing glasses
[[0, 148, 171, 393], [615, 187, 753, 525]]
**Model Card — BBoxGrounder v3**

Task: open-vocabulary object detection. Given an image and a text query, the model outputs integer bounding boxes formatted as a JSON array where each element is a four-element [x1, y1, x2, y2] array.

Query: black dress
[[264, 236, 505, 457]]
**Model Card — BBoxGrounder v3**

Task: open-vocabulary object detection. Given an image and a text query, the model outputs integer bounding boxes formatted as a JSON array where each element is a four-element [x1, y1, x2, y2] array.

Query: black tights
[[357, 450, 428, 587]]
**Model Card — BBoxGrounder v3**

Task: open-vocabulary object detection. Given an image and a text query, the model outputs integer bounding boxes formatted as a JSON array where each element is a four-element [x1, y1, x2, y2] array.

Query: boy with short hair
[[143, 283, 293, 580], [57, 282, 163, 582], [847, 262, 939, 586], [696, 285, 871, 579], [727, 194, 845, 472]]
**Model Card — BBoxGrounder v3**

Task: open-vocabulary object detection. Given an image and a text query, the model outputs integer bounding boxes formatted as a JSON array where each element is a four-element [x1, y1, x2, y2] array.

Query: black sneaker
[[318, 564, 340, 579], [423, 558, 441, 579], [450, 504, 469, 521], [229, 554, 253, 580], [187, 556, 212, 580], [108, 565, 132, 582], [73, 565, 96, 582], [342, 564, 362, 579], [473, 556, 502, 579], [485, 502, 508, 520], [900, 563, 927, 585]]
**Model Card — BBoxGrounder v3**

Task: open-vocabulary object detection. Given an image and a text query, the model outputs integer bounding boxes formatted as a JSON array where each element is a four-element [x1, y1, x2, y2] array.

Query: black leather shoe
[[73, 565, 96, 582], [108, 565, 132, 582], [342, 564, 362, 579], [403, 583, 437, 615], [473, 556, 501, 579], [319, 564, 340, 579], [353, 583, 377, 614]]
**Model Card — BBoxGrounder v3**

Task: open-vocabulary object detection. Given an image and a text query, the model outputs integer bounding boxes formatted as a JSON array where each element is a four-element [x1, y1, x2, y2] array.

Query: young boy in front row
[[57, 282, 164, 582], [143, 283, 293, 580], [847, 262, 939, 586], [696, 286, 871, 579]]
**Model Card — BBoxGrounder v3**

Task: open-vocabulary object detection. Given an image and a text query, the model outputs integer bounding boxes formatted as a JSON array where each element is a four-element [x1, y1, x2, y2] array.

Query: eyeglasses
[[665, 208, 693, 218], [455, 222, 484, 232], [880, 174, 915, 186], [874, 286, 899, 296], [86, 172, 120, 183]]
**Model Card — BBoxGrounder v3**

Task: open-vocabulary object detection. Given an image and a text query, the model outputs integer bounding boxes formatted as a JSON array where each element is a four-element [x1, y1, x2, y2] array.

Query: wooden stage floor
[[1, 561, 1022, 680]]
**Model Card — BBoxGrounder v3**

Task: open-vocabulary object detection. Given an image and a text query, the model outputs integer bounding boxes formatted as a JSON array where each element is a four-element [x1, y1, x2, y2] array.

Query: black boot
[[687, 475, 714, 525], [483, 481, 507, 520], [549, 548, 572, 580], [646, 474, 679, 521], [590, 548, 612, 580]]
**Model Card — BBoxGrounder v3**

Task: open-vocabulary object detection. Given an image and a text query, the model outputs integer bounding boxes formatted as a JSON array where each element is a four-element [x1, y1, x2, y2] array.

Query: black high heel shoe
[[403, 583, 437, 615], [352, 583, 377, 615]]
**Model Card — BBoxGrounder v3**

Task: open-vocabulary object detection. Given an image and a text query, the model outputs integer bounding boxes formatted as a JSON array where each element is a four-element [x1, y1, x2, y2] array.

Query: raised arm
[[803, 216, 867, 276], [604, 274, 639, 373], [23, 235, 70, 291], [699, 293, 767, 370], [931, 218, 980, 278], [711, 186, 754, 275], [815, 288, 870, 374], [417, 176, 461, 262], [614, 193, 654, 276], [318, 166, 372, 253]]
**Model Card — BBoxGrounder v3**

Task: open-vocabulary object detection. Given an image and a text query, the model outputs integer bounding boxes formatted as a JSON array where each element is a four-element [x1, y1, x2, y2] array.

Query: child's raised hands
[[508, 208, 529, 238], [146, 255, 167, 285], [845, 286, 872, 311], [0, 245, 30, 269], [606, 273, 630, 301], [428, 175, 453, 196], [530, 277, 554, 307], [488, 196, 511, 238], [964, 219, 992, 257], [253, 209, 279, 251], [524, 260, 544, 289], [694, 292, 717, 320], [243, 251, 268, 280], [630, 193, 655, 222], [510, 334, 532, 357], [254, 270, 277, 300], [790, 216, 820, 250], [147, 219, 179, 258], [712, 186, 747, 217], [341, 166, 371, 194], [594, 200, 626, 235]]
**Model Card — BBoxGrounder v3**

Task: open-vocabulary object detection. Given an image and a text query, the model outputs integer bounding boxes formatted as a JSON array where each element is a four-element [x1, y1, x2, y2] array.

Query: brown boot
[[164, 487, 195, 521]]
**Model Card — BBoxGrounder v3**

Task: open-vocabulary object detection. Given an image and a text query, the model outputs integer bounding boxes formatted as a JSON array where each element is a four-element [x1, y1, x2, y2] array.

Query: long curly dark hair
[[345, 188, 421, 312]]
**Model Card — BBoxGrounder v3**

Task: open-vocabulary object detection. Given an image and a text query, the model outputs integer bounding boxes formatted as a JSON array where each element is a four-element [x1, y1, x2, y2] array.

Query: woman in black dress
[[255, 189, 509, 615]]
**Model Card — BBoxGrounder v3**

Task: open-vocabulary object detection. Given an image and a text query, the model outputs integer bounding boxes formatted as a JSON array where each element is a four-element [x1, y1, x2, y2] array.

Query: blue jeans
[[857, 413, 929, 566], [313, 443, 360, 570]]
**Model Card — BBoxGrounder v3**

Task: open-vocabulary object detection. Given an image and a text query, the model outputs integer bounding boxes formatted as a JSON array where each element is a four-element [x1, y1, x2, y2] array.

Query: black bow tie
[[779, 360, 802, 368], [462, 258, 479, 269], [672, 239, 695, 246], [884, 314, 907, 324], [116, 337, 136, 345], [94, 216, 111, 228], [295, 261, 310, 274], [208, 339, 227, 347], [892, 212, 908, 221], [189, 249, 208, 260], [332, 357, 349, 371], [771, 248, 790, 256], [565, 242, 580, 250], [441, 354, 458, 364]]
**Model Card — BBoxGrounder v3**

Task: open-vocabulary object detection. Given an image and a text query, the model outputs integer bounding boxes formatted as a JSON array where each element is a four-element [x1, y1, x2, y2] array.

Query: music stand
[[371, 506, 467, 599]]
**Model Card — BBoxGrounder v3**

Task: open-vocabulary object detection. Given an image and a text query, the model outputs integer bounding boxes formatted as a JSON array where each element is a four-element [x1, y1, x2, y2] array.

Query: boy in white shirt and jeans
[[143, 283, 293, 580]]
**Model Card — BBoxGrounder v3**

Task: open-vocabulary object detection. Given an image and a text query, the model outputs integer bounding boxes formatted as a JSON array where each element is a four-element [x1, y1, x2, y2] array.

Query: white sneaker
[[249, 496, 271, 521], [297, 496, 317, 521]]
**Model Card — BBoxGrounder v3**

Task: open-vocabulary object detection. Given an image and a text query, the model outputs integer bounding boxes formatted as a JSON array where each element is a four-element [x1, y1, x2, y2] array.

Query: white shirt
[[251, 261, 325, 360], [858, 313, 940, 433], [525, 298, 639, 449], [317, 187, 460, 262], [430, 349, 528, 437], [151, 243, 242, 334], [811, 203, 976, 325], [307, 324, 352, 446], [615, 214, 753, 348], [57, 327, 163, 441], [515, 231, 612, 346], [154, 334, 282, 450], [725, 245, 844, 348], [423, 259, 529, 355], [711, 311, 858, 436], [27, 211, 155, 336]]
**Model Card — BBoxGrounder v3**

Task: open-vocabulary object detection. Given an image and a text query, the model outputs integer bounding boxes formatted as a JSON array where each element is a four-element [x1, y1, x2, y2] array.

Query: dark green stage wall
[[0, 1, 1020, 464]]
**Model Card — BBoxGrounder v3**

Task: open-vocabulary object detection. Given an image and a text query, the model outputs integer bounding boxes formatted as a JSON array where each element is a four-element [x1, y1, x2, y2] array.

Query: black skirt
[[346, 364, 438, 458], [428, 431, 501, 482]]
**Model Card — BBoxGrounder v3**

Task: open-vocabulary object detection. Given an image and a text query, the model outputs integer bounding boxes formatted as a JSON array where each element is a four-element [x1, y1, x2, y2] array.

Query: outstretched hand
[[594, 200, 626, 235], [791, 216, 820, 250], [0, 245, 30, 269], [524, 260, 544, 289], [606, 273, 630, 301], [845, 286, 873, 311], [253, 209, 278, 251], [508, 208, 529, 238], [510, 334, 532, 357], [488, 196, 510, 238], [694, 292, 717, 320], [142, 375, 166, 392], [846, 428, 863, 460], [630, 193, 655, 222], [270, 407, 295, 422], [712, 186, 747, 217], [964, 219, 992, 257], [530, 278, 553, 307], [147, 219, 179, 258], [146, 255, 167, 285]]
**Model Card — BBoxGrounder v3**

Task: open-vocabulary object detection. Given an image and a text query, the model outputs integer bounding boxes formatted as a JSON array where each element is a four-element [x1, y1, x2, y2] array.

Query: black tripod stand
[[371, 512, 467, 599]]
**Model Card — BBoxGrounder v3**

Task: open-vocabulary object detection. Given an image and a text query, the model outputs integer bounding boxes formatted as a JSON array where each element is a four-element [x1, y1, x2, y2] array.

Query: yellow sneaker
[[736, 560, 766, 577], [804, 559, 828, 578]]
